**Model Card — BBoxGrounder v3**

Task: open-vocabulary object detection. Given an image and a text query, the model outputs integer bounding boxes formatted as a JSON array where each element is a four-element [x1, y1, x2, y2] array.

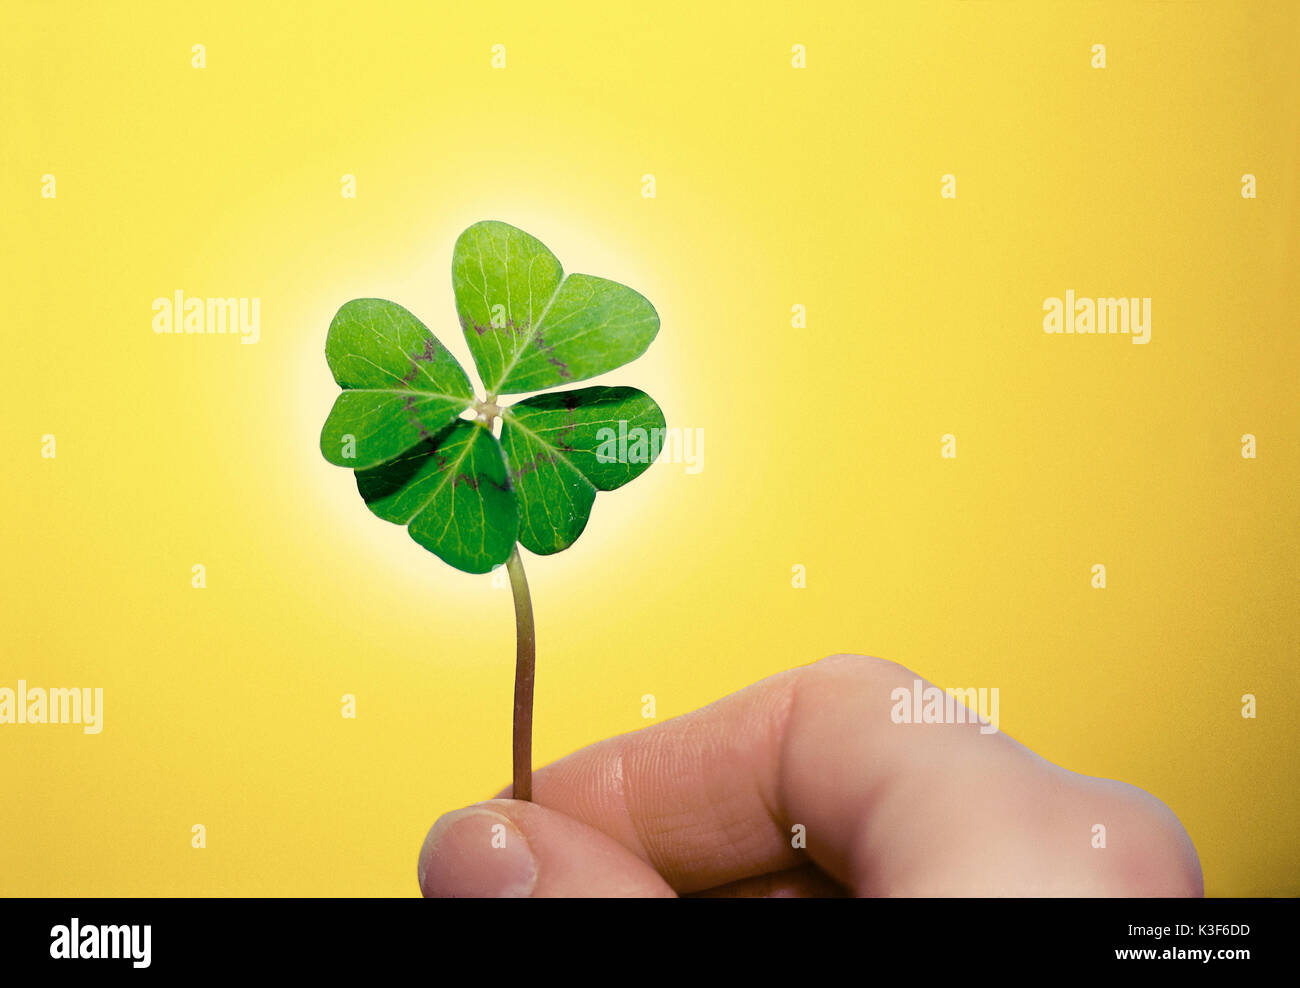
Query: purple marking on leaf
[[531, 329, 572, 380], [471, 317, 529, 337], [398, 339, 438, 386], [554, 395, 578, 452], [511, 450, 557, 481], [399, 392, 434, 440]]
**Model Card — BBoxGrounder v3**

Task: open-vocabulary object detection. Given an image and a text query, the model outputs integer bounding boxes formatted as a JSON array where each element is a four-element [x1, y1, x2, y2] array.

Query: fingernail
[[418, 807, 537, 898]]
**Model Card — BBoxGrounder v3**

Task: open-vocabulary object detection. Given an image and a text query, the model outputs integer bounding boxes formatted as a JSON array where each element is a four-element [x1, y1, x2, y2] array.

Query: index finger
[[498, 654, 1200, 896]]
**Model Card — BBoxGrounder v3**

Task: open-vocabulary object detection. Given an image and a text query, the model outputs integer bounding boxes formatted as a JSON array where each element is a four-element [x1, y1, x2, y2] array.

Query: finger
[[490, 661, 802, 893], [418, 798, 676, 898], [685, 865, 850, 898], [495, 654, 1200, 896]]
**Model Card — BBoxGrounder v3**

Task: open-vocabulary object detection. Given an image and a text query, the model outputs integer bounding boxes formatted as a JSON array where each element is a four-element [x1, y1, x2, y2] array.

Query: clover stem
[[506, 544, 535, 802]]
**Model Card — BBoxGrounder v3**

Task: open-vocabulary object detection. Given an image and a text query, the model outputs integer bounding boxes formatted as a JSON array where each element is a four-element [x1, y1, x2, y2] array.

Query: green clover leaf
[[452, 220, 660, 395], [320, 299, 476, 470], [501, 386, 665, 554], [355, 420, 517, 574], [320, 221, 663, 574]]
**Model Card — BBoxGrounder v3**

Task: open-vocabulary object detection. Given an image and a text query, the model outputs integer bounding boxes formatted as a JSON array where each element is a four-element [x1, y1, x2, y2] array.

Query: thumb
[[417, 798, 676, 898]]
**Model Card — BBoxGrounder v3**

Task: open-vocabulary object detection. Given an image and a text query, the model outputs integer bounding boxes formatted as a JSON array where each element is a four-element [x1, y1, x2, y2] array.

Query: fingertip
[[418, 803, 537, 898], [418, 798, 676, 898]]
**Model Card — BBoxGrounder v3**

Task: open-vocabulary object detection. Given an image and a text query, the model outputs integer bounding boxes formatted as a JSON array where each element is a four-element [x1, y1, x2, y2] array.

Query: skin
[[417, 654, 1203, 897]]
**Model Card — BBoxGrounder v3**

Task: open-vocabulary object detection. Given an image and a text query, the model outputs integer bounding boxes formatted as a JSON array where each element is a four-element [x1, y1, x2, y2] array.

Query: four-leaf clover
[[320, 221, 665, 573]]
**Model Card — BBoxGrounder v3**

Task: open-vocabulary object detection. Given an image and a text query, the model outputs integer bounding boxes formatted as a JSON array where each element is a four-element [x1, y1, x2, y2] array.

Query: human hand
[[417, 655, 1202, 897]]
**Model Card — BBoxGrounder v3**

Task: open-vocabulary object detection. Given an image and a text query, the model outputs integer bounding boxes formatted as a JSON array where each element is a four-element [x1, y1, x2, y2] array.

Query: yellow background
[[2, 1, 1296, 896]]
